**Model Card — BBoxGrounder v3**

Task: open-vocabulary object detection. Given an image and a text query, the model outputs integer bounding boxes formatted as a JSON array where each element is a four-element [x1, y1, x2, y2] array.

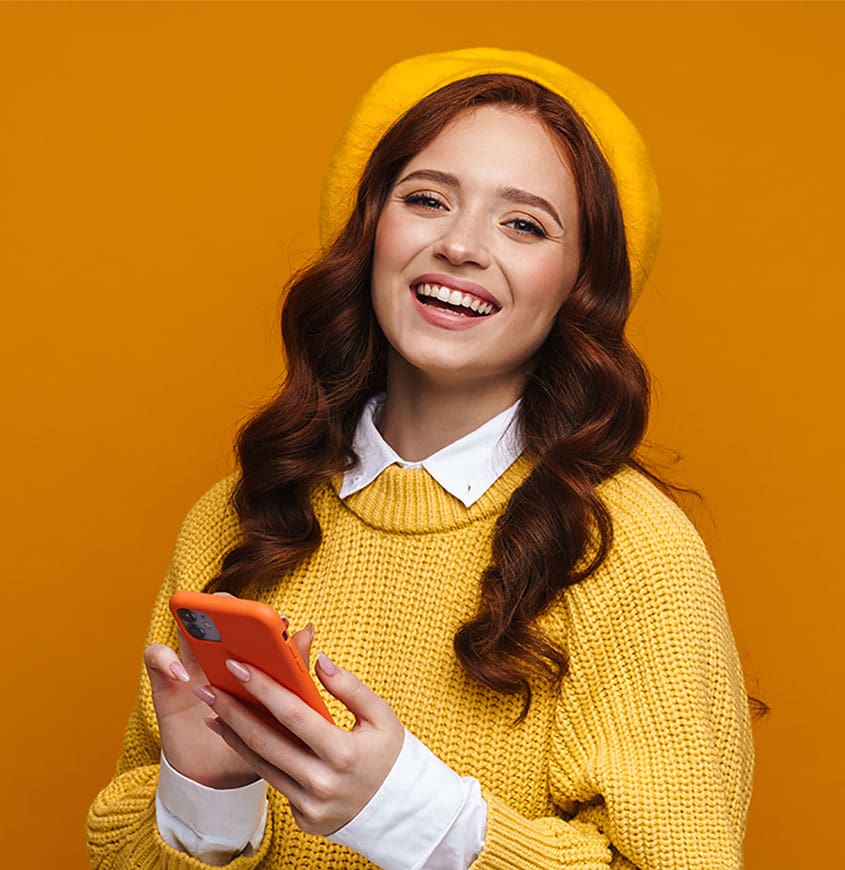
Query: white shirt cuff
[[155, 751, 268, 865], [328, 729, 487, 870]]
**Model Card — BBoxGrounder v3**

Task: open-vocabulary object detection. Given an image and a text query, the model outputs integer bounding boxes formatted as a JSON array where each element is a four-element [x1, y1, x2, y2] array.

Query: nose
[[433, 210, 491, 269]]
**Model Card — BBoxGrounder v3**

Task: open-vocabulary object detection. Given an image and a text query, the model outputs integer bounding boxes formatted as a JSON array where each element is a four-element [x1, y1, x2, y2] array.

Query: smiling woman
[[372, 106, 580, 415], [87, 48, 753, 869]]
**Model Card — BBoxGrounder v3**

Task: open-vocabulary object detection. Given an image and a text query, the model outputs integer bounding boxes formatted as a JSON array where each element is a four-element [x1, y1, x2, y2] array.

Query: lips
[[410, 274, 501, 318]]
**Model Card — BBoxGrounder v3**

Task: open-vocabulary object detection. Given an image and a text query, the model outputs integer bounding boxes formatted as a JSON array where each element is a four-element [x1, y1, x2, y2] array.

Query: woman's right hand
[[144, 611, 314, 789]]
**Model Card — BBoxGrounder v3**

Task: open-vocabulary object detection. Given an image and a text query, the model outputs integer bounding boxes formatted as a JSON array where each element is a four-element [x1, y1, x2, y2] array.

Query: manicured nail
[[170, 661, 190, 682], [204, 717, 225, 736], [305, 622, 315, 639], [226, 659, 251, 682], [316, 652, 338, 676], [192, 685, 216, 705]]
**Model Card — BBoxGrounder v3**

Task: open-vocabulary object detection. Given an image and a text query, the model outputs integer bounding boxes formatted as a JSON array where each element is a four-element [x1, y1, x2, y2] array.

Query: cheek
[[372, 217, 393, 278], [371, 218, 398, 304], [374, 206, 437, 271], [371, 214, 411, 328], [518, 250, 579, 317], [374, 208, 412, 264]]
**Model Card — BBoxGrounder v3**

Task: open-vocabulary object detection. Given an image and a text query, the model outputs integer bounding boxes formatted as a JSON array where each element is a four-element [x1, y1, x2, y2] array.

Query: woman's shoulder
[[595, 465, 717, 588], [534, 466, 737, 685], [560, 465, 724, 633], [168, 475, 241, 583], [178, 474, 239, 527], [597, 463, 703, 549]]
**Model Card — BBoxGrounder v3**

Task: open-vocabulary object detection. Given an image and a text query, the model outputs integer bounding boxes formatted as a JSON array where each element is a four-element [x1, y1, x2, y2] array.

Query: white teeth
[[414, 282, 497, 316]]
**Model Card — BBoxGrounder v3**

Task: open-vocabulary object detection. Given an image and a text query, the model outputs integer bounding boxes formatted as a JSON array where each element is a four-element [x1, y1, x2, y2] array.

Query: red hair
[[208, 75, 651, 716]]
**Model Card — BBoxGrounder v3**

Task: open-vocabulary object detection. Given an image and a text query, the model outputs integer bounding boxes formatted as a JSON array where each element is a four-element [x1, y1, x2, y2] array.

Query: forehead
[[401, 105, 574, 194]]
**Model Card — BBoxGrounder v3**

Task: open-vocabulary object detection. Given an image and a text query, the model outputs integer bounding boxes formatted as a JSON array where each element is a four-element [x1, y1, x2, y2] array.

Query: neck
[[378, 355, 524, 461]]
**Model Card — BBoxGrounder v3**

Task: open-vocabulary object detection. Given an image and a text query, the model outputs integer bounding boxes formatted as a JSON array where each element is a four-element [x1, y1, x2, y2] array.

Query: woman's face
[[371, 104, 581, 397]]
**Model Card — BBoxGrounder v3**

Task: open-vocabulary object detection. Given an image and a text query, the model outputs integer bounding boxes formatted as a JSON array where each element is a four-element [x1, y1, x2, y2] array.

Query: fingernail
[[280, 614, 289, 628], [316, 652, 338, 676], [192, 685, 216, 705], [204, 717, 225, 736], [226, 659, 251, 682], [305, 622, 315, 639], [170, 661, 190, 682]]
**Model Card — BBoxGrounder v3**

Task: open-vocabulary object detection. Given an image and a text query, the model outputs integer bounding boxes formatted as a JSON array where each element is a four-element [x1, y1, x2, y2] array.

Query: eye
[[403, 191, 447, 211], [504, 216, 548, 239]]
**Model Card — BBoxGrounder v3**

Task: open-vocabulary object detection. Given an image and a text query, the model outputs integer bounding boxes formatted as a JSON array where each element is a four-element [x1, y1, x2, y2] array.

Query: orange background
[[1, 2, 842, 866]]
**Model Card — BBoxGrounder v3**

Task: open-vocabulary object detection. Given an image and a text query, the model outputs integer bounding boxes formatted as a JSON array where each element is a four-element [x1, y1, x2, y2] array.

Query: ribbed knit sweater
[[87, 459, 753, 869]]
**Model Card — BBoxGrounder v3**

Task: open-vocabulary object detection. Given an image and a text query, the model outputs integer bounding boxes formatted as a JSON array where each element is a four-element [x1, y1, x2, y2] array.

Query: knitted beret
[[319, 47, 661, 304]]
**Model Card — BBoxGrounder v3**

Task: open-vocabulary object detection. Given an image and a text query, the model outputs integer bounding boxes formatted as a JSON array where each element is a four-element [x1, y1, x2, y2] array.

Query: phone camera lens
[[187, 624, 206, 639], [177, 609, 197, 623]]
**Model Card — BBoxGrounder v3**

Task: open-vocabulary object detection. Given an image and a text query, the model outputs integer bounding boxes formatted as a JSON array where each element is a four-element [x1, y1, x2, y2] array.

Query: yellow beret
[[320, 47, 661, 304]]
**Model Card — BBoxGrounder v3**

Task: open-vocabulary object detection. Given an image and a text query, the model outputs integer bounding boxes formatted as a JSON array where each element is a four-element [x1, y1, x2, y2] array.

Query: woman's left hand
[[196, 652, 405, 836]]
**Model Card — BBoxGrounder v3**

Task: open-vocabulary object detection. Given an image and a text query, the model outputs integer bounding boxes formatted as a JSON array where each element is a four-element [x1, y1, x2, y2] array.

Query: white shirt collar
[[339, 394, 524, 508]]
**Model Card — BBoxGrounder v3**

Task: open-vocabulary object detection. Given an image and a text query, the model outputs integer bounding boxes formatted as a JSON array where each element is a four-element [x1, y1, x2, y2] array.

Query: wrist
[[162, 743, 259, 790]]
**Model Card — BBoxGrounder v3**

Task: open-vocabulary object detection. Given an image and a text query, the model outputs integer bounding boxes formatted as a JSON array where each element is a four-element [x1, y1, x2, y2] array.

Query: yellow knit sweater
[[87, 459, 753, 869]]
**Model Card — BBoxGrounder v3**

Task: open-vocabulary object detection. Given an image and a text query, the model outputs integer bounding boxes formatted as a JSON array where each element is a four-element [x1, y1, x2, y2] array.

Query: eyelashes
[[401, 192, 549, 239], [403, 192, 446, 210], [505, 217, 547, 239]]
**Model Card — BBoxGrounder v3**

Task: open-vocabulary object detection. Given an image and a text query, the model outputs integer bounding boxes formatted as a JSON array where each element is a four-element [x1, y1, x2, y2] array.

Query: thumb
[[315, 653, 396, 728], [175, 625, 205, 678]]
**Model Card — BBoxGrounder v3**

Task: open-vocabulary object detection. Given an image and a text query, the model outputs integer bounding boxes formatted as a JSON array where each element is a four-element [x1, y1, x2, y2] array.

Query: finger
[[291, 623, 315, 669], [315, 654, 396, 729], [144, 643, 190, 691], [213, 662, 340, 759], [201, 685, 324, 797], [205, 715, 311, 811], [174, 629, 200, 671]]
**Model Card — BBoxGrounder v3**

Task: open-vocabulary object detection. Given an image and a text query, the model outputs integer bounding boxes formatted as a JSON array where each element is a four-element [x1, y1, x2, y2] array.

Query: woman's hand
[[144, 607, 314, 790], [197, 654, 405, 836]]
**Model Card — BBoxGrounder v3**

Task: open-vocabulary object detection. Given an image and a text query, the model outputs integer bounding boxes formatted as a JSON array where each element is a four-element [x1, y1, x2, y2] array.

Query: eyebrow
[[499, 186, 563, 229], [395, 169, 565, 230]]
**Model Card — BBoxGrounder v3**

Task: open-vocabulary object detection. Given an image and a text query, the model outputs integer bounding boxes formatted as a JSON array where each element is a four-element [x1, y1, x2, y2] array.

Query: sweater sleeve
[[85, 478, 275, 869], [473, 475, 754, 869]]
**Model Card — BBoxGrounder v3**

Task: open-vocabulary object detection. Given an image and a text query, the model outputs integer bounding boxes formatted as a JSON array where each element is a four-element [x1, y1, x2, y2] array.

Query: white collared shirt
[[340, 393, 523, 508], [156, 396, 525, 867]]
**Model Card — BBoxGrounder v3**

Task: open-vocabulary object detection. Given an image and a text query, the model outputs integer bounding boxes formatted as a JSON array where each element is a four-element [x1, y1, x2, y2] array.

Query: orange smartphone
[[169, 591, 333, 724]]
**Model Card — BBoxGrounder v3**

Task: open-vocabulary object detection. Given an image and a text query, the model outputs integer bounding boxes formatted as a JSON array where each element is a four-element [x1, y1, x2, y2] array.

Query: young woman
[[88, 48, 753, 869]]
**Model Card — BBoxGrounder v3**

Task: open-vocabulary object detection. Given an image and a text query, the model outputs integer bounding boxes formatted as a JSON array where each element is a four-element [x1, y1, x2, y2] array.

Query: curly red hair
[[207, 75, 652, 717]]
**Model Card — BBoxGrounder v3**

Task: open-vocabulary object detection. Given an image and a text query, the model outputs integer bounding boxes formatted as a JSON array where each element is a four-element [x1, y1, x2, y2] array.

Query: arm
[[156, 720, 487, 870], [197, 652, 487, 869], [155, 752, 268, 865], [86, 658, 273, 870], [88, 477, 480, 870], [182, 480, 752, 870], [85, 479, 274, 869], [474, 481, 754, 869]]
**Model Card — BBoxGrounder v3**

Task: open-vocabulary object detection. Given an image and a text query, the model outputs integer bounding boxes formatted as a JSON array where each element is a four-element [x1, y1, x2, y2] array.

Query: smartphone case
[[169, 590, 333, 723]]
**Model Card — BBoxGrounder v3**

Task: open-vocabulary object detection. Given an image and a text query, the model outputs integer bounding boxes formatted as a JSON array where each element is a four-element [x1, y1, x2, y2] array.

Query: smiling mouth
[[413, 282, 499, 317]]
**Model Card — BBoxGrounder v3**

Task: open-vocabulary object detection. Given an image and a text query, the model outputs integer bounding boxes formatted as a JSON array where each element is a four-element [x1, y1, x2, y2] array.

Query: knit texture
[[87, 461, 752, 869], [319, 47, 661, 304]]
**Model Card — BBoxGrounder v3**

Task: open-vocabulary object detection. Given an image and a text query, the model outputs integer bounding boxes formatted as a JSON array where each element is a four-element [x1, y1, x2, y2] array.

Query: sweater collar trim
[[330, 455, 536, 534]]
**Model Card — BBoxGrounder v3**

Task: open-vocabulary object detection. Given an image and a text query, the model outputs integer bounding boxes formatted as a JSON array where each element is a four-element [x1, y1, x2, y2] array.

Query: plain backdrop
[[1, 2, 842, 867]]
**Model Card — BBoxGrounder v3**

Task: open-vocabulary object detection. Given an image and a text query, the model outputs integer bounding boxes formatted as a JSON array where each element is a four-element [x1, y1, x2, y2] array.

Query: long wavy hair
[[206, 75, 651, 716]]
